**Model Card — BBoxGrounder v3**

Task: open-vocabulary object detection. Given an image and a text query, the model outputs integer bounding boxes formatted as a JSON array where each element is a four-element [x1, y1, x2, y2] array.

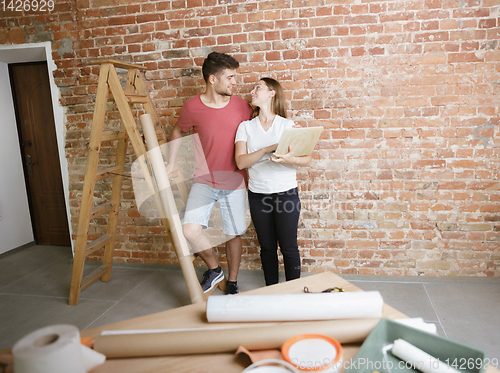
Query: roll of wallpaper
[[12, 324, 105, 373], [206, 291, 383, 323], [93, 318, 380, 358], [391, 339, 461, 373]]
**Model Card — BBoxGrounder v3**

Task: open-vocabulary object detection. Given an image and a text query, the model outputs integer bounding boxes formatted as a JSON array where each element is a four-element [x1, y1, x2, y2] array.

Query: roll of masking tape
[[242, 358, 300, 373], [12, 324, 105, 373], [281, 334, 343, 373]]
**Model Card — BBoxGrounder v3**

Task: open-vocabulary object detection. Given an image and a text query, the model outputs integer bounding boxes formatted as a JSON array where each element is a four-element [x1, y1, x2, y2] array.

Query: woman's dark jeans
[[248, 187, 301, 286]]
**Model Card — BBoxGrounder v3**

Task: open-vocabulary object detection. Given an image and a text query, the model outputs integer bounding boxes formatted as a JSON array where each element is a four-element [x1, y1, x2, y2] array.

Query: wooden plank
[[95, 166, 121, 182], [80, 265, 109, 291], [125, 93, 148, 103], [125, 69, 137, 94], [134, 71, 163, 141], [90, 201, 116, 220], [108, 66, 148, 160], [84, 234, 113, 257], [275, 126, 323, 156], [90, 59, 146, 71], [101, 130, 126, 142]]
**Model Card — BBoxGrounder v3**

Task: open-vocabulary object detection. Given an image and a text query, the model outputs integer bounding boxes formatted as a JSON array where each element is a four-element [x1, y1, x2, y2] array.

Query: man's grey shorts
[[183, 183, 247, 236]]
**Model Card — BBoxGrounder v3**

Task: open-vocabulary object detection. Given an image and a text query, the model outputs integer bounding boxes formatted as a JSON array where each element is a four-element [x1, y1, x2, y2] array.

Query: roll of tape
[[281, 334, 343, 373], [243, 358, 300, 373], [12, 324, 105, 373]]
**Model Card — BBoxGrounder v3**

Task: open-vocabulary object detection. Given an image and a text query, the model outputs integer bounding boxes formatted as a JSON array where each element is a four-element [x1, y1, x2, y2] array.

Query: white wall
[[0, 43, 72, 254], [0, 62, 34, 254]]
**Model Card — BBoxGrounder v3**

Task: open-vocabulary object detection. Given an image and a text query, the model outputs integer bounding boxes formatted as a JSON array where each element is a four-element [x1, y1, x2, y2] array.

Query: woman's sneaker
[[200, 267, 224, 293]]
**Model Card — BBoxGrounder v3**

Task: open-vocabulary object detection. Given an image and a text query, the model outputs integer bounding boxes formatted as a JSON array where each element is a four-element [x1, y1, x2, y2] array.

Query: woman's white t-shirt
[[235, 115, 297, 194]]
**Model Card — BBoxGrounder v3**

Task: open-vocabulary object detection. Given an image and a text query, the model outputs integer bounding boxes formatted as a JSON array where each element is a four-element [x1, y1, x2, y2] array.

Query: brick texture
[[1, 0, 499, 277]]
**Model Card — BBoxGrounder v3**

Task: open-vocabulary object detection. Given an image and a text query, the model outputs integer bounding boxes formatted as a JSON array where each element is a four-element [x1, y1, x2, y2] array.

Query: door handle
[[25, 154, 34, 178]]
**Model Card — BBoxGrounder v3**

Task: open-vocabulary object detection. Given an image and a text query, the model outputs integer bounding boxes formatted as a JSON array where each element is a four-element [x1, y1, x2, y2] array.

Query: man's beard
[[215, 87, 233, 96]]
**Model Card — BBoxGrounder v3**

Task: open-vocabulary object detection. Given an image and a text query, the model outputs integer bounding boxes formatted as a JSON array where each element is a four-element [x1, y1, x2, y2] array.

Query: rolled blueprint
[[391, 339, 461, 373], [206, 291, 383, 322], [93, 318, 380, 358]]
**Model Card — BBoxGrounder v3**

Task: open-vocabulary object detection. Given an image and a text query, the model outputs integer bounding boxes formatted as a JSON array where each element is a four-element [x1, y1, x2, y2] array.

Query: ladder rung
[[85, 234, 113, 257], [90, 59, 146, 70], [168, 169, 181, 178], [101, 130, 126, 142], [81, 265, 109, 291], [90, 201, 116, 220], [95, 166, 121, 181], [125, 93, 149, 103]]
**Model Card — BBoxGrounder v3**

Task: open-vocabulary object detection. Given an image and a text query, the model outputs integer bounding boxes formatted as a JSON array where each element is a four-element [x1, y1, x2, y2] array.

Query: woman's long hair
[[252, 77, 287, 119]]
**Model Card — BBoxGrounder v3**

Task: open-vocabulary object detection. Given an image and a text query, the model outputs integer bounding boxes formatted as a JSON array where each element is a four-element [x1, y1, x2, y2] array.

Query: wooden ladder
[[68, 59, 206, 305]]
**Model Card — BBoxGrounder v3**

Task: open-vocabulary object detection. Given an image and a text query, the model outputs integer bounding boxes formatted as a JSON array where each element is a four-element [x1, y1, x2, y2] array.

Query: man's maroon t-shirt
[[177, 94, 253, 190]]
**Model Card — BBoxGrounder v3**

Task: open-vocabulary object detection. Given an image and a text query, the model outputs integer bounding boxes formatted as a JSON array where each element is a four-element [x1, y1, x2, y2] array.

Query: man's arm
[[165, 124, 184, 175]]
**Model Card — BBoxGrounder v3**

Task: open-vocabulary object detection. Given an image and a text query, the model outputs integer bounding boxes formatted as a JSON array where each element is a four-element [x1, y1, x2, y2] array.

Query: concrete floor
[[1, 243, 499, 364]]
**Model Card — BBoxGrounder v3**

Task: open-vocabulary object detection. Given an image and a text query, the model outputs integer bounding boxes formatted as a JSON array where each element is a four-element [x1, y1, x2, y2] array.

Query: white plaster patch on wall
[[57, 37, 73, 57], [474, 120, 494, 148]]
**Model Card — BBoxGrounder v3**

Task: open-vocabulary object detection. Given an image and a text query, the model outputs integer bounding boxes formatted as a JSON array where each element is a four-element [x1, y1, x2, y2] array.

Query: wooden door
[[9, 62, 71, 246]]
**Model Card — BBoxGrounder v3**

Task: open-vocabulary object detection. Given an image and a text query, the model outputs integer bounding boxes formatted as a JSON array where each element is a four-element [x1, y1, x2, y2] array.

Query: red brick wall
[[2, 0, 499, 276]]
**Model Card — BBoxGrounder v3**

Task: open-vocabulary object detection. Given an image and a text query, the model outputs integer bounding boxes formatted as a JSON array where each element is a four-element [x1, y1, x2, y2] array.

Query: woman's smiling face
[[251, 80, 274, 107]]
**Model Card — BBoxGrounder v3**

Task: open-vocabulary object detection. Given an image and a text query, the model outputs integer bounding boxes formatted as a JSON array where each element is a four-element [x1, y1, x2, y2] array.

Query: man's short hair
[[202, 52, 240, 83]]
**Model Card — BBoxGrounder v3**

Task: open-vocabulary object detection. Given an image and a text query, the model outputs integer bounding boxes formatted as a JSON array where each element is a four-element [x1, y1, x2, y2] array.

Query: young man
[[167, 52, 253, 295]]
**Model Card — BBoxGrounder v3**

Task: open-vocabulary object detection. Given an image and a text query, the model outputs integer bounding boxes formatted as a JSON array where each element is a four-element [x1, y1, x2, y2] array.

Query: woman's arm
[[235, 141, 278, 170], [271, 145, 312, 167]]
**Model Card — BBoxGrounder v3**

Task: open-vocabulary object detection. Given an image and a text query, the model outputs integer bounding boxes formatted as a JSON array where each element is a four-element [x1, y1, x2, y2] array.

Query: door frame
[[0, 42, 73, 251]]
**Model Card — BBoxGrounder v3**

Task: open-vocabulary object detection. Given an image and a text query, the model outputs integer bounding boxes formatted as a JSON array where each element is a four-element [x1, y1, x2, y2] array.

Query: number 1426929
[[2, 0, 55, 12]]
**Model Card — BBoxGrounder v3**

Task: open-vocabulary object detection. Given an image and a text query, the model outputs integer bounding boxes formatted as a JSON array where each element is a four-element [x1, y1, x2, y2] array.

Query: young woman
[[235, 78, 312, 286]]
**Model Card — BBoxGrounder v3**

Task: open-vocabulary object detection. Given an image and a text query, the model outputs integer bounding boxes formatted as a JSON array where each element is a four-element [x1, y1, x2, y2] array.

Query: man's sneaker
[[200, 268, 224, 293], [226, 281, 239, 295]]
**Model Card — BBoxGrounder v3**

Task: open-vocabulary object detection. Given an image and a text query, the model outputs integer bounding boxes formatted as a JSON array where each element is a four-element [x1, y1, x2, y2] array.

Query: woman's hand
[[271, 145, 296, 164], [264, 143, 278, 154], [271, 145, 312, 167], [235, 141, 278, 170]]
